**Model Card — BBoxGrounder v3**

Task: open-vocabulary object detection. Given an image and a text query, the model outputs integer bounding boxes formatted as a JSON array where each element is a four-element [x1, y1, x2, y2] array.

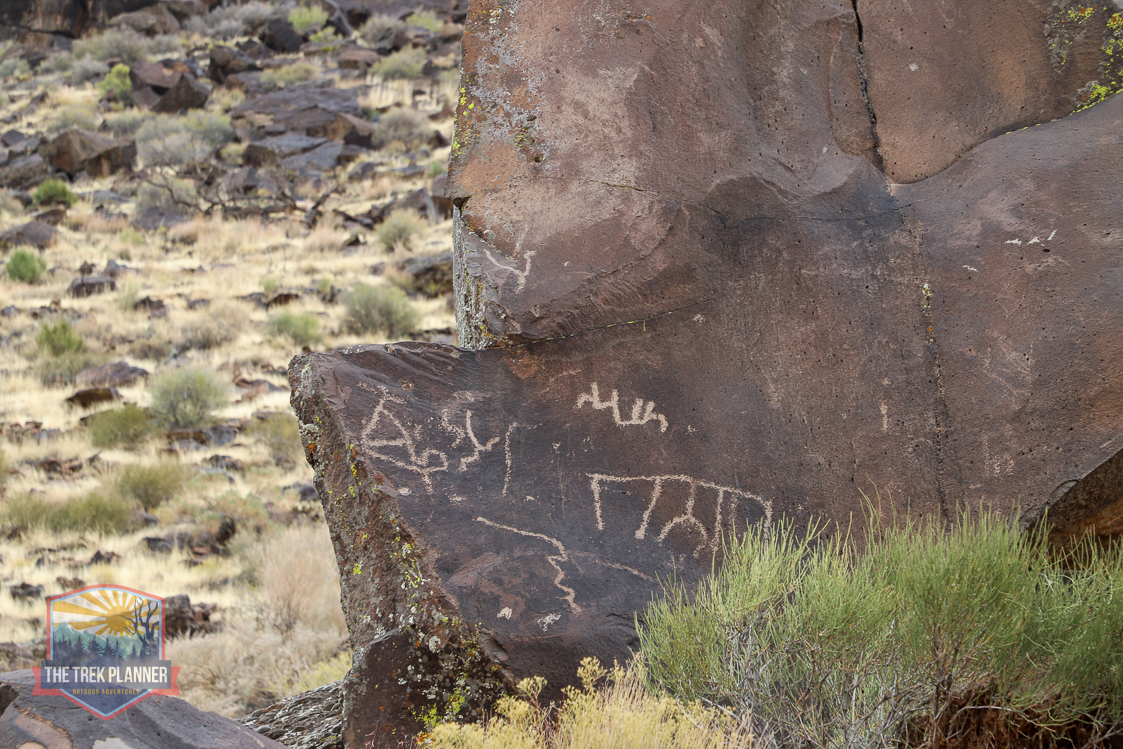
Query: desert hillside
[[0, 0, 461, 721]]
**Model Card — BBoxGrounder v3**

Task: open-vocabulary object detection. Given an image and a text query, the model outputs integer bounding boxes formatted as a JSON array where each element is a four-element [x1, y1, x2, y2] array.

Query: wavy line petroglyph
[[587, 473, 771, 558], [359, 385, 449, 490], [475, 516, 581, 613], [575, 382, 668, 432], [479, 242, 536, 294]]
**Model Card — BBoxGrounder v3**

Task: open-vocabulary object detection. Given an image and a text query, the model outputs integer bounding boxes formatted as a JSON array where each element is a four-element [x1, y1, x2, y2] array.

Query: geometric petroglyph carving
[[576, 382, 668, 432], [587, 473, 771, 558]]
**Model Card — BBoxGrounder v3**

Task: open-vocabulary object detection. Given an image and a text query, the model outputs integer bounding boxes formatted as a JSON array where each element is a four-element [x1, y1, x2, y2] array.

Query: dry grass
[[425, 659, 752, 749]]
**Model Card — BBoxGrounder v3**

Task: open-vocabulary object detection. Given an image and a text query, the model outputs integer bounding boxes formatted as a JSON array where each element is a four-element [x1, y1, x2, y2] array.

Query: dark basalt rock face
[[290, 1, 1123, 747]]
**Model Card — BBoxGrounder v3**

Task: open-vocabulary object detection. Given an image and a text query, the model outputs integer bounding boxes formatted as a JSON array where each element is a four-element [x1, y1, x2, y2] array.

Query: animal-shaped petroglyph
[[576, 382, 668, 432], [587, 473, 771, 558], [475, 516, 580, 613]]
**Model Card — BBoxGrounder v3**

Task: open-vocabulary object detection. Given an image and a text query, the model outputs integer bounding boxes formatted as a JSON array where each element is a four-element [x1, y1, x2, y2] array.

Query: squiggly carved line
[[576, 382, 668, 432], [458, 410, 501, 471], [475, 516, 581, 613]]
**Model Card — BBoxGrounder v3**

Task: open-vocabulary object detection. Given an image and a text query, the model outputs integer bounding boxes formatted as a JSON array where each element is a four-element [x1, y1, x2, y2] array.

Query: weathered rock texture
[[290, 1, 1123, 747], [0, 669, 290, 749]]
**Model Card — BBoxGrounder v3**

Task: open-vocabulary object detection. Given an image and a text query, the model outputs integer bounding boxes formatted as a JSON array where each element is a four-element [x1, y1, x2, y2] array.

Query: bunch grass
[[640, 506, 1123, 749]]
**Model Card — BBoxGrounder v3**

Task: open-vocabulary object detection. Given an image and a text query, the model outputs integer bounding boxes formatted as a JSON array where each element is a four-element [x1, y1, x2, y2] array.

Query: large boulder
[[290, 1, 1123, 747], [43, 129, 136, 177], [0, 669, 289, 749]]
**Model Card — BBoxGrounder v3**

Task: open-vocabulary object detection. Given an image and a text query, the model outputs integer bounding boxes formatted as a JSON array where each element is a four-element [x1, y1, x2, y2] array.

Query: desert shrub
[[68, 57, 110, 84], [88, 404, 153, 448], [372, 108, 425, 148], [308, 27, 339, 44], [360, 14, 405, 45], [6, 249, 46, 283], [39, 52, 75, 75], [45, 106, 97, 136], [244, 414, 303, 467], [115, 461, 188, 511], [73, 29, 180, 65], [288, 4, 328, 34], [97, 63, 132, 105], [250, 524, 345, 635], [186, 1, 275, 39], [370, 47, 426, 80], [342, 283, 420, 337], [0, 59, 30, 81], [74, 29, 147, 64], [405, 10, 444, 33], [149, 366, 229, 429], [32, 178, 78, 207], [136, 111, 235, 167], [37, 320, 84, 356], [262, 61, 319, 89], [265, 311, 321, 349], [6, 492, 134, 534], [428, 658, 751, 748], [104, 109, 146, 137], [181, 317, 234, 350], [640, 510, 1123, 749], [376, 208, 426, 251], [0, 190, 22, 216], [0, 447, 7, 490], [136, 176, 198, 211]]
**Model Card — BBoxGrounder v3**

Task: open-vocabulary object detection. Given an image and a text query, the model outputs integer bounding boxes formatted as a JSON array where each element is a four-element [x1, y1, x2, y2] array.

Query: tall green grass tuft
[[149, 366, 229, 429], [640, 509, 1123, 749], [88, 404, 153, 448], [115, 461, 189, 511]]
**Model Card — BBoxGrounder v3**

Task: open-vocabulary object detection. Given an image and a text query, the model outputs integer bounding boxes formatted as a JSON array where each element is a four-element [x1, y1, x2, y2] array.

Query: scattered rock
[[67, 275, 116, 298], [0, 221, 56, 249], [0, 669, 289, 748], [0, 306, 17, 318], [65, 387, 121, 409], [88, 550, 121, 565], [43, 129, 136, 177], [144, 537, 175, 553], [208, 45, 261, 83], [203, 454, 245, 472], [164, 594, 219, 638], [397, 252, 453, 298], [8, 583, 43, 603], [130, 59, 182, 91], [31, 206, 67, 224], [232, 87, 361, 134], [75, 361, 149, 388], [101, 258, 133, 278], [0, 153, 48, 190], [33, 456, 84, 477], [244, 132, 328, 166], [166, 424, 238, 450], [151, 73, 211, 113], [283, 140, 344, 172], [108, 5, 181, 36], [55, 576, 84, 590], [338, 46, 380, 70], [260, 17, 305, 54]]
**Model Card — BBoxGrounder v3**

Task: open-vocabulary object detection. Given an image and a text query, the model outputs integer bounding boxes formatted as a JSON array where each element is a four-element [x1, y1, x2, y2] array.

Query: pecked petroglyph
[[576, 382, 668, 432], [475, 516, 580, 613], [360, 385, 449, 491], [588, 473, 771, 558]]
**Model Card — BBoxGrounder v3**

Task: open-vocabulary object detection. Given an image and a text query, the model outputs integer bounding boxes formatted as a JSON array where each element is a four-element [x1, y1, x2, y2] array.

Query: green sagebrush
[[640, 507, 1123, 749]]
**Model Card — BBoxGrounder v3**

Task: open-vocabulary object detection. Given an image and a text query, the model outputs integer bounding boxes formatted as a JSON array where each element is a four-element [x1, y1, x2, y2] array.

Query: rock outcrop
[[290, 1, 1123, 747]]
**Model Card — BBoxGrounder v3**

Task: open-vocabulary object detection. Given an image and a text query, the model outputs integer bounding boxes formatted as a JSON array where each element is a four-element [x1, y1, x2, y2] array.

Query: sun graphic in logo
[[53, 588, 161, 637]]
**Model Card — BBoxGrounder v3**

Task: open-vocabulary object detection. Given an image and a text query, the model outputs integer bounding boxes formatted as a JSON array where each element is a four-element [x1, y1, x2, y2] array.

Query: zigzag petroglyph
[[475, 516, 580, 613], [587, 473, 771, 558], [575, 382, 668, 432]]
